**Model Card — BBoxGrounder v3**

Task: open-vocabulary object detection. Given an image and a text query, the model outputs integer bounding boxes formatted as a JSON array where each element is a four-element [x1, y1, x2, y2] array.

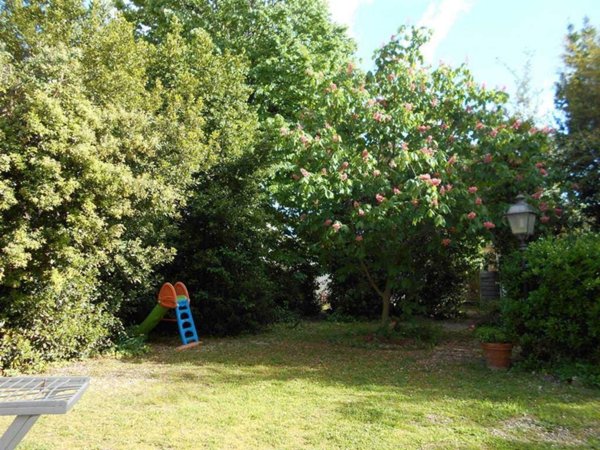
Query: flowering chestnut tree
[[270, 27, 555, 323]]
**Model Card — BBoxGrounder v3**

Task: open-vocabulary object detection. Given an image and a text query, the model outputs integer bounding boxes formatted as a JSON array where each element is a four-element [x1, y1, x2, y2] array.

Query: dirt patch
[[491, 415, 584, 446]]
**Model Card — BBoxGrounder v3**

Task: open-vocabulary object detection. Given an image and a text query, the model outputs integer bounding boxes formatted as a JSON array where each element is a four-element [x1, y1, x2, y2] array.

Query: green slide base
[[134, 304, 170, 336]]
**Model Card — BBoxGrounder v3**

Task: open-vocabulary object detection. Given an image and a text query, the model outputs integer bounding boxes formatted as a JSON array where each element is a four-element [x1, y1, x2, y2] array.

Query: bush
[[475, 325, 511, 343], [502, 232, 600, 364], [0, 1, 254, 371]]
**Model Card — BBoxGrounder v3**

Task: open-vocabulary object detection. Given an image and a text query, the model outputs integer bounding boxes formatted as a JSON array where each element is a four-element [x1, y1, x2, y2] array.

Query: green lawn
[[5, 321, 600, 449]]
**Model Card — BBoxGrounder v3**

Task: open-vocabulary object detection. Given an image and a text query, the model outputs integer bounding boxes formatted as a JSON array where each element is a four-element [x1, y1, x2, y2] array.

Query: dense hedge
[[502, 233, 600, 365], [0, 1, 254, 372]]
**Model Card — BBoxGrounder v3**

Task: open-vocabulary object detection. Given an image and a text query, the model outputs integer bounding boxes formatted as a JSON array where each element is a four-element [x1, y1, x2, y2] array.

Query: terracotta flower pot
[[481, 343, 513, 369]]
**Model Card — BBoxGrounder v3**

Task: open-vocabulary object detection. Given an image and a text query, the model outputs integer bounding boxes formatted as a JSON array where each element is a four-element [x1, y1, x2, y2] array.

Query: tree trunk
[[380, 281, 392, 325]]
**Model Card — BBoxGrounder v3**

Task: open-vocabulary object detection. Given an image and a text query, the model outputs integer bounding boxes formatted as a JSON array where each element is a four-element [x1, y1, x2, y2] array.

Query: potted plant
[[475, 325, 513, 369]]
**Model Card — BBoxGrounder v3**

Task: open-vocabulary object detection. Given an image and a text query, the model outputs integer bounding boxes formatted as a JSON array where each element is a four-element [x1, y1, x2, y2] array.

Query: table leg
[[0, 415, 40, 450]]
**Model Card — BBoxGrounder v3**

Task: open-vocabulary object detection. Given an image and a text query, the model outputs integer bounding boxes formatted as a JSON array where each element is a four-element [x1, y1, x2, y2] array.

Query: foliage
[[270, 26, 554, 323], [475, 325, 511, 344], [121, 0, 353, 331], [554, 20, 600, 227], [162, 156, 320, 335], [120, 0, 355, 121], [0, 0, 254, 371], [502, 233, 600, 364]]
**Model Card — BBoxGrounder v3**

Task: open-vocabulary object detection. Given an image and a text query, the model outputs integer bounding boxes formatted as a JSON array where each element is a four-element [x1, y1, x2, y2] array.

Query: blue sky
[[326, 0, 598, 123]]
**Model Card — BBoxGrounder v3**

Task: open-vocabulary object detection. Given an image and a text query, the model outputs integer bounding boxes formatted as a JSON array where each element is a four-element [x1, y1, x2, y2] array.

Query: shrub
[[475, 325, 511, 343], [0, 1, 254, 371], [502, 232, 600, 364]]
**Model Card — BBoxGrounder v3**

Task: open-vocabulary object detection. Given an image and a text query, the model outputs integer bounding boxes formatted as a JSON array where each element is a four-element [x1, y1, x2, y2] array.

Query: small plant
[[475, 325, 512, 343]]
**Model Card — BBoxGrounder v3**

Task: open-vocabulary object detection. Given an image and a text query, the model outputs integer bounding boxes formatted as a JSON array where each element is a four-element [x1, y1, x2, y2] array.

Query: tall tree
[[270, 27, 555, 324], [0, 0, 254, 370], [555, 19, 600, 227]]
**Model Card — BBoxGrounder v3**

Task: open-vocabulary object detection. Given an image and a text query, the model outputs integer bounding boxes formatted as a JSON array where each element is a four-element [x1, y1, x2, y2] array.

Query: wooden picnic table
[[0, 377, 89, 450]]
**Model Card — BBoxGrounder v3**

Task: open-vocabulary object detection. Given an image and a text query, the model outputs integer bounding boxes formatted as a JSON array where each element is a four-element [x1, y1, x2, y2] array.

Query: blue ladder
[[175, 298, 199, 345]]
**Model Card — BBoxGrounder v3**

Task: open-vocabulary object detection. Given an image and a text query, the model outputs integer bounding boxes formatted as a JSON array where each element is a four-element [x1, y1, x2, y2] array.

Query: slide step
[[175, 299, 199, 345]]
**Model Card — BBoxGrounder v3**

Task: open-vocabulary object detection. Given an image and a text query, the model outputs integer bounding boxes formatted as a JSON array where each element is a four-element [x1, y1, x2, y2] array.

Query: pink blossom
[[300, 135, 309, 145], [441, 238, 452, 247], [489, 128, 498, 138], [393, 187, 401, 195], [373, 111, 384, 122], [475, 197, 482, 205], [401, 142, 409, 151], [431, 198, 439, 207], [376, 194, 385, 203], [529, 127, 538, 135], [358, 209, 365, 216], [440, 123, 449, 130], [426, 135, 433, 143], [367, 98, 376, 107], [332, 134, 341, 143], [353, 201, 361, 208], [355, 235, 363, 242], [404, 103, 413, 111], [483, 221, 495, 229], [340, 173, 348, 181], [362, 149, 369, 159], [542, 126, 553, 134], [512, 119, 522, 129], [346, 62, 355, 74], [476, 122, 485, 130], [300, 168, 310, 178], [554, 207, 563, 216], [539, 202, 549, 212], [468, 186, 478, 194], [324, 219, 332, 226], [535, 162, 545, 168], [387, 73, 396, 81], [430, 178, 442, 186], [445, 184, 453, 192], [417, 125, 429, 133], [531, 190, 543, 200], [467, 212, 477, 220], [332, 221, 342, 232], [327, 83, 338, 92], [539, 168, 548, 176], [439, 186, 446, 196], [420, 147, 434, 156], [340, 161, 349, 171], [447, 155, 457, 165], [280, 127, 290, 136], [430, 98, 439, 107], [419, 174, 431, 181], [540, 215, 550, 224], [483, 153, 493, 164], [373, 169, 381, 177]]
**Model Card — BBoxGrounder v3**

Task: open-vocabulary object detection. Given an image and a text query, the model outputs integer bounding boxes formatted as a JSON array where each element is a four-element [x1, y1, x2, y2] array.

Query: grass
[[3, 320, 600, 449]]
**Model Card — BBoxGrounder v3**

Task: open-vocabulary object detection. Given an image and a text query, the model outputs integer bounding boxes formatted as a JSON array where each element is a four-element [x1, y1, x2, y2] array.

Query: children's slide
[[135, 282, 200, 350]]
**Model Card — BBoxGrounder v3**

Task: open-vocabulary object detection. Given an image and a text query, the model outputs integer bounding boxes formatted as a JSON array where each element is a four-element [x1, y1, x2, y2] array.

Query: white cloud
[[327, 0, 374, 35], [418, 0, 474, 61]]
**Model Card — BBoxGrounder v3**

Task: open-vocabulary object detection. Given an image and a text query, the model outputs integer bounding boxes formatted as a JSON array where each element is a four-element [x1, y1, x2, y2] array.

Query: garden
[[0, 0, 599, 448]]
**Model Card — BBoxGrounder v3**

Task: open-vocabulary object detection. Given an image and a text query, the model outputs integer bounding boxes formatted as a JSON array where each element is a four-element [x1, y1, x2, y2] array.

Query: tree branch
[[359, 259, 384, 298]]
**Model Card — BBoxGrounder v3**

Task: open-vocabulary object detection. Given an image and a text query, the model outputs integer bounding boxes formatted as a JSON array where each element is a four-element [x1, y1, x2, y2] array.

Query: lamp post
[[506, 194, 537, 300], [505, 194, 537, 250]]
